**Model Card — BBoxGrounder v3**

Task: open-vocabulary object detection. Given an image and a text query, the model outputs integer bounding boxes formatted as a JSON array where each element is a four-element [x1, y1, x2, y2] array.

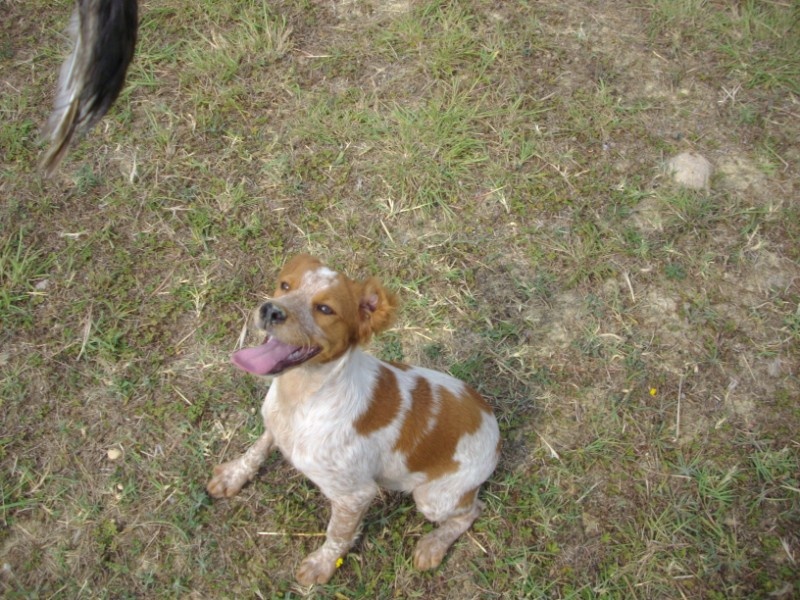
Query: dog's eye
[[280, 281, 290, 291], [316, 304, 334, 315]]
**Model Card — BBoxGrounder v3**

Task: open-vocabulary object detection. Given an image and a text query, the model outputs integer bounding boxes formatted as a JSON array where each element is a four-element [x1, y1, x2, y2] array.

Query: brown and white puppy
[[207, 254, 500, 585]]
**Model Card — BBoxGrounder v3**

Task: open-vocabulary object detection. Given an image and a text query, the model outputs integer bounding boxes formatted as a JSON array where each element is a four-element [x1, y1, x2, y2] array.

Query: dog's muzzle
[[259, 302, 287, 327]]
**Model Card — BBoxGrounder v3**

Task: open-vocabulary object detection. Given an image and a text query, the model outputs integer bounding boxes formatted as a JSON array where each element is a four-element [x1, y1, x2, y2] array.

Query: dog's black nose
[[259, 302, 286, 325]]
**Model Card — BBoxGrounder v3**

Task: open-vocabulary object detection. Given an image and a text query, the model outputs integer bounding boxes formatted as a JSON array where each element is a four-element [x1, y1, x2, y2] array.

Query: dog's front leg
[[296, 487, 376, 585], [207, 430, 274, 498]]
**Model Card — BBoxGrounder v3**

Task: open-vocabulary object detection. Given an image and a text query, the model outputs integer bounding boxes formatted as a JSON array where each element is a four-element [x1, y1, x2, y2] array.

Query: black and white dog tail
[[40, 0, 138, 177]]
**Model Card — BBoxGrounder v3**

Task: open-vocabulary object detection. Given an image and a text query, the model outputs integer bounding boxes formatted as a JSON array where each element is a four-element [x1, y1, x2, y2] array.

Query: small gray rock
[[666, 152, 713, 190]]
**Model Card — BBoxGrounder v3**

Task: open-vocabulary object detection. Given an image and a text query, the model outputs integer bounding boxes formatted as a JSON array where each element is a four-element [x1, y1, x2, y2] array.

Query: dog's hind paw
[[206, 461, 253, 498], [413, 533, 449, 571]]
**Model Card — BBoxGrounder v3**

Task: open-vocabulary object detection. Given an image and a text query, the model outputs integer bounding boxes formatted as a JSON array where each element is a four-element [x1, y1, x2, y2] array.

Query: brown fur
[[457, 487, 480, 510], [394, 377, 436, 458], [275, 254, 323, 295], [358, 277, 398, 343], [354, 366, 403, 435], [404, 386, 484, 479]]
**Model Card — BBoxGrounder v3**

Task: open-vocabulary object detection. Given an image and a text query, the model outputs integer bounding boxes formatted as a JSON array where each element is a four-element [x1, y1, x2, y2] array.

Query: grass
[[647, 0, 800, 94], [0, 230, 53, 322], [1, 0, 799, 597]]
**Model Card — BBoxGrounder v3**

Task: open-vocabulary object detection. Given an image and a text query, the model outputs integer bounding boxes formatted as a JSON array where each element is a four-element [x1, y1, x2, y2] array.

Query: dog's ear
[[358, 277, 398, 343]]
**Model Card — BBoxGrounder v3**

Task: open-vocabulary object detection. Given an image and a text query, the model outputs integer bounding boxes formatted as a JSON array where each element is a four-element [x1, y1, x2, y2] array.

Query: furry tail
[[39, 0, 138, 177]]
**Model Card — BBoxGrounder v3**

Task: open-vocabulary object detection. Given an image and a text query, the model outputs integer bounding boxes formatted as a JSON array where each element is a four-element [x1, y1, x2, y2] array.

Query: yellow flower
[[335, 557, 344, 569], [649, 387, 657, 396]]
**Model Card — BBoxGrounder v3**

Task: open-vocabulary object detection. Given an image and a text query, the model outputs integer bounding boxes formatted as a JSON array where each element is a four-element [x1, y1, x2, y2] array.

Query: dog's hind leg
[[413, 504, 481, 570], [207, 430, 273, 498], [411, 485, 483, 570]]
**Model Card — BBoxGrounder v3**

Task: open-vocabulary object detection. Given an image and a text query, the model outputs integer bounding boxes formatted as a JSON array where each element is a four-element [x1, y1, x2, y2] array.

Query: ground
[[1, 0, 799, 598]]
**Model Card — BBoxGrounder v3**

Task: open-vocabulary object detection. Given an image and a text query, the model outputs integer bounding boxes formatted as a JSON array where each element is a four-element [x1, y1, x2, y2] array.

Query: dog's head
[[231, 254, 397, 376]]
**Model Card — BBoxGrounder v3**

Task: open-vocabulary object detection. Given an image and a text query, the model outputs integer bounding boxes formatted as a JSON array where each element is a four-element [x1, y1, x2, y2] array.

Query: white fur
[[261, 350, 499, 501], [302, 266, 338, 290]]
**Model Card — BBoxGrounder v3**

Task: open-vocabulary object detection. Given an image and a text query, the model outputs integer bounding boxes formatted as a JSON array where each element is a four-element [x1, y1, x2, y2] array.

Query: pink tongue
[[231, 338, 297, 375]]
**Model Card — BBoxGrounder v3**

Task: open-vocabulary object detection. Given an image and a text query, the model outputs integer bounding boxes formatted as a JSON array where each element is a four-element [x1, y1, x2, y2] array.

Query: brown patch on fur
[[465, 385, 493, 414], [394, 377, 435, 457], [457, 486, 479, 510], [399, 382, 485, 480], [388, 361, 411, 371], [354, 366, 402, 435]]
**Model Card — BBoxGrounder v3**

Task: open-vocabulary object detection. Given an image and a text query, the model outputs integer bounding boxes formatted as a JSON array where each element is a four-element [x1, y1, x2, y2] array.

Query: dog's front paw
[[413, 532, 449, 571], [206, 461, 252, 498], [296, 549, 338, 585]]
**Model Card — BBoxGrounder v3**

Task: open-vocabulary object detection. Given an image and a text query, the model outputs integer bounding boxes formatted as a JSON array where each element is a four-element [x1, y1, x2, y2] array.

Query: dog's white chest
[[261, 384, 355, 469]]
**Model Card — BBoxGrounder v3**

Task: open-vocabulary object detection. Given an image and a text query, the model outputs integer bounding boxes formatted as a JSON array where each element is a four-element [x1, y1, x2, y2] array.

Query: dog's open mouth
[[231, 336, 321, 376]]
